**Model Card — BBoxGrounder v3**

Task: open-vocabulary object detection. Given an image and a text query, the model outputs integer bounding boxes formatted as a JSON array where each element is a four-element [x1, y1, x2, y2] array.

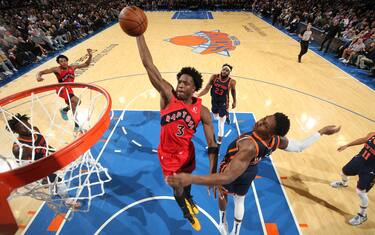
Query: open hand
[[166, 173, 192, 188], [318, 125, 341, 135]]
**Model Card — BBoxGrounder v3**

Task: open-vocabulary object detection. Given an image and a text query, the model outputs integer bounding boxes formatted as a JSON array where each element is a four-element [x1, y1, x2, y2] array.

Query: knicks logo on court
[[165, 30, 240, 56]]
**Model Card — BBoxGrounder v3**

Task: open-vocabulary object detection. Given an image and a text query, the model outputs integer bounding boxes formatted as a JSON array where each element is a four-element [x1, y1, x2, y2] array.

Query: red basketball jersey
[[54, 66, 75, 83], [159, 94, 202, 153]]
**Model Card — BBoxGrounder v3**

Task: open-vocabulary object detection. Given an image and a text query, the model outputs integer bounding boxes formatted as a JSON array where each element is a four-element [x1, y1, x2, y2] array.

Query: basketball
[[118, 6, 148, 37]]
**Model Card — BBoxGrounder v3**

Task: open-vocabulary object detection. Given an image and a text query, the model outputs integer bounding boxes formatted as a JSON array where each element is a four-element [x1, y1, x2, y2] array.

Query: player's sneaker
[[185, 198, 199, 215], [226, 118, 230, 124], [349, 213, 367, 225], [184, 211, 201, 231], [60, 108, 69, 120], [218, 222, 229, 235], [330, 180, 348, 188]]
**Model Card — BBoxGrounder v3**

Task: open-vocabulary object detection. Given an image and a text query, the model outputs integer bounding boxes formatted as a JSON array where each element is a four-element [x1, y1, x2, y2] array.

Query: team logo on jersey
[[165, 30, 240, 57]]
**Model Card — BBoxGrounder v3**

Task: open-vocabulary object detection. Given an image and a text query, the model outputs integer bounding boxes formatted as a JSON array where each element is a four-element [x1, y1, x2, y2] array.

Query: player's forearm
[[136, 35, 154, 67], [191, 173, 232, 186], [37, 70, 49, 77], [345, 138, 368, 148], [284, 132, 321, 152], [208, 152, 218, 174], [231, 89, 236, 102], [198, 87, 209, 97]]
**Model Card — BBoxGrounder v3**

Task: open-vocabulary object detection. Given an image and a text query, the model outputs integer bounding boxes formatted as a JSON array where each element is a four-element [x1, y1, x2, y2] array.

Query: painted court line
[[22, 202, 46, 235], [265, 223, 280, 235], [92, 74, 374, 123], [131, 140, 142, 147], [114, 150, 121, 153], [121, 126, 127, 135], [269, 156, 302, 235], [94, 196, 219, 234], [56, 89, 153, 234], [48, 214, 66, 232], [224, 129, 232, 137]]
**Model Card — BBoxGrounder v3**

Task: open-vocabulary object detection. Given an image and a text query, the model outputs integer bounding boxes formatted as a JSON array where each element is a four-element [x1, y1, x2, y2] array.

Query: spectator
[[0, 47, 17, 76], [339, 38, 366, 64], [319, 20, 341, 53]]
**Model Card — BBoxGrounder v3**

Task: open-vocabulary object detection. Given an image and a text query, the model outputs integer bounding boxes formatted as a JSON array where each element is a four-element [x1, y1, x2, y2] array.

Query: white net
[[0, 84, 111, 215]]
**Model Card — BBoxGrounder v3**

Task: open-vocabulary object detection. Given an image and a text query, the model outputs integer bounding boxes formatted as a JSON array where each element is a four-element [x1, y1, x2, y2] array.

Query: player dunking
[[198, 64, 236, 145], [331, 132, 375, 225], [167, 113, 340, 235], [36, 49, 93, 131], [6, 113, 79, 208], [135, 35, 218, 231]]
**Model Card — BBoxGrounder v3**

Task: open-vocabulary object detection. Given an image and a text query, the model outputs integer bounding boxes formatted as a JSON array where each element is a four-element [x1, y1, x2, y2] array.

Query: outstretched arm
[[72, 49, 93, 69], [201, 105, 218, 174], [166, 139, 256, 187], [197, 75, 214, 97], [278, 125, 341, 152], [337, 132, 375, 152], [136, 35, 173, 104], [36, 67, 59, 82], [230, 79, 236, 109]]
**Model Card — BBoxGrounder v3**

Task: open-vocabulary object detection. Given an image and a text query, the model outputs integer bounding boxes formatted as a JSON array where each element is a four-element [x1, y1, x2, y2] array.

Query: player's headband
[[222, 65, 232, 72]]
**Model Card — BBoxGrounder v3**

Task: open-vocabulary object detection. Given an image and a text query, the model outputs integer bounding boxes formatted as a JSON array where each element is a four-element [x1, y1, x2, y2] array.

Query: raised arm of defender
[[278, 125, 340, 152]]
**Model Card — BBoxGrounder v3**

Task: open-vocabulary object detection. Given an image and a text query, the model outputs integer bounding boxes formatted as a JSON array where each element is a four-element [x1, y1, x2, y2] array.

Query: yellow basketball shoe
[[185, 198, 199, 215], [184, 211, 201, 231]]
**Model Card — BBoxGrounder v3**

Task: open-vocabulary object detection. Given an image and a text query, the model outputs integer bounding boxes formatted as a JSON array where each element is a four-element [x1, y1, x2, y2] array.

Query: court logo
[[165, 30, 240, 57]]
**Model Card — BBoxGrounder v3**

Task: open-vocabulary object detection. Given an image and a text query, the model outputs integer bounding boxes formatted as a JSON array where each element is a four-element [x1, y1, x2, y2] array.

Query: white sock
[[341, 173, 348, 184], [219, 210, 226, 225], [356, 188, 368, 216], [213, 113, 219, 120], [231, 195, 245, 235], [232, 220, 242, 235], [360, 206, 368, 217], [218, 116, 226, 140]]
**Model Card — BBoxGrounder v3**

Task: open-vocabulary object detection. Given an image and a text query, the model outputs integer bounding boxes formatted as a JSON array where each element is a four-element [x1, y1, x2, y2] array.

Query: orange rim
[[0, 82, 112, 196]]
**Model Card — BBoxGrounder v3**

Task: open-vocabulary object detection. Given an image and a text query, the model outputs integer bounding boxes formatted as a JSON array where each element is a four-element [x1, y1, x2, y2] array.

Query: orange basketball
[[118, 6, 148, 37]]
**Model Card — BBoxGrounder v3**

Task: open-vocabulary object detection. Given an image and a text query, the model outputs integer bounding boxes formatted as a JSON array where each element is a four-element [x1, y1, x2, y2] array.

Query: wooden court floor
[[0, 12, 374, 235]]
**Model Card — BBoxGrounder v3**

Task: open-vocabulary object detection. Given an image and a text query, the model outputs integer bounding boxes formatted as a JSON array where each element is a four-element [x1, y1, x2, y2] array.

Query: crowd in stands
[[0, 0, 122, 80], [252, 0, 375, 76], [1, 0, 374, 80]]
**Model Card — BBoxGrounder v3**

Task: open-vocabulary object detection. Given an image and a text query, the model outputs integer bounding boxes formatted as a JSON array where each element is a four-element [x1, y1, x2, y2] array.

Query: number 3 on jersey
[[176, 125, 185, 137]]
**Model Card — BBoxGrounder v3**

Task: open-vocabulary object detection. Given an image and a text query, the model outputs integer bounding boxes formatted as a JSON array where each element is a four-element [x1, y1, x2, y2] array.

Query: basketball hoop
[[0, 83, 112, 234]]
